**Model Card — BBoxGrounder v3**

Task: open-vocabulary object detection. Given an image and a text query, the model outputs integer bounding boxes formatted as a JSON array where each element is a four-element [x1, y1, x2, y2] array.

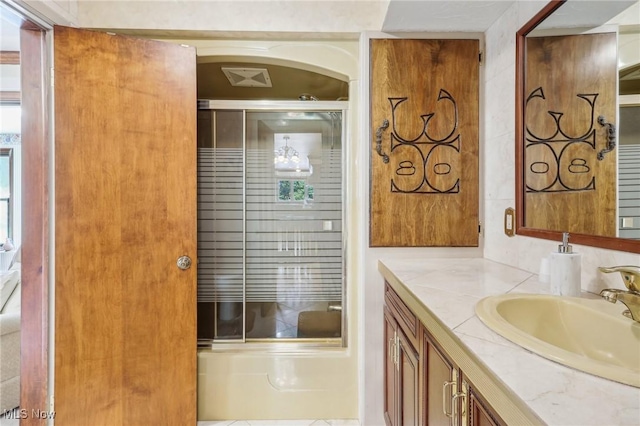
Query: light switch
[[323, 221, 333, 231], [622, 217, 634, 228], [504, 207, 515, 237]]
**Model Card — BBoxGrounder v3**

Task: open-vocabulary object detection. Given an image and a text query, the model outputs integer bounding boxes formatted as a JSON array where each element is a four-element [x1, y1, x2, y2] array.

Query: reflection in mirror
[[516, 0, 640, 253]]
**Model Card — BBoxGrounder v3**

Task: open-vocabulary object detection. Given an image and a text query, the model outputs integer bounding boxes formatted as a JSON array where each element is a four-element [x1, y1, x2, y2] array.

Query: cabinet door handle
[[442, 380, 456, 418], [388, 337, 395, 360], [452, 390, 467, 426], [394, 333, 400, 371]]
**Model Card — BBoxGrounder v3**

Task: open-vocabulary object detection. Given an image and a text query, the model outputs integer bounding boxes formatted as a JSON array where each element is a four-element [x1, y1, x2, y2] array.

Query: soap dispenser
[[549, 232, 582, 297]]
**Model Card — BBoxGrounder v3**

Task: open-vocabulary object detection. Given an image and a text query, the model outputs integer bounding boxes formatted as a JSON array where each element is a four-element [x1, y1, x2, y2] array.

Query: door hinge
[[48, 393, 55, 415], [478, 222, 482, 235], [479, 51, 483, 64], [50, 67, 54, 87]]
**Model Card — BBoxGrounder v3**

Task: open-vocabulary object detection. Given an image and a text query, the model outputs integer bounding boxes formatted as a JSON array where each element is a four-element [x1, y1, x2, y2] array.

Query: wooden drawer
[[384, 281, 419, 349]]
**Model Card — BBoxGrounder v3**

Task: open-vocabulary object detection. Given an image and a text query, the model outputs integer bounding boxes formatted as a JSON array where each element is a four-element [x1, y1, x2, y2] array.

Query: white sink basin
[[475, 294, 640, 387]]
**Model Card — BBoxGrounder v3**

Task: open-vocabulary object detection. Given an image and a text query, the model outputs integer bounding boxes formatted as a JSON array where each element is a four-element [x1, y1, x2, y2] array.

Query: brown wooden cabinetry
[[384, 282, 505, 426], [384, 305, 420, 426], [422, 328, 456, 426], [466, 377, 501, 426]]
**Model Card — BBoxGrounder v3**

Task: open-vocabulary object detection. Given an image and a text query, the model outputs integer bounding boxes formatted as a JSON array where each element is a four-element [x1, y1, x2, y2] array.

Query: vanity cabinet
[[421, 328, 456, 425], [384, 296, 420, 425], [384, 282, 505, 426], [466, 380, 501, 426]]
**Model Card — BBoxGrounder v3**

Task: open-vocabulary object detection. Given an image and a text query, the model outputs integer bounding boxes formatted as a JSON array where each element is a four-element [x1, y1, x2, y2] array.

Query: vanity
[[380, 257, 640, 426]]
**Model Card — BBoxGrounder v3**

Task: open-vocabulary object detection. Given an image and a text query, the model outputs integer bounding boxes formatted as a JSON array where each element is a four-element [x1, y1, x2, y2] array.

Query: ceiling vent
[[221, 67, 272, 88]]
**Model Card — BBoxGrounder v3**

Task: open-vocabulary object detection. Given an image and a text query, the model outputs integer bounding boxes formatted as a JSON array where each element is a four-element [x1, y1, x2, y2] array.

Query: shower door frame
[[197, 99, 349, 348]]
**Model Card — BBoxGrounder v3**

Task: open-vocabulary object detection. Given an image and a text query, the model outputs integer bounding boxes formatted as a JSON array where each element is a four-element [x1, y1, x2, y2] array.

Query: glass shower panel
[[244, 111, 343, 339], [197, 110, 244, 341]]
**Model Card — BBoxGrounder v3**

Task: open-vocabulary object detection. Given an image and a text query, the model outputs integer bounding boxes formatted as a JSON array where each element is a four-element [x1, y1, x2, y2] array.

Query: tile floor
[[198, 421, 359, 426], [0, 409, 18, 426], [0, 412, 359, 426]]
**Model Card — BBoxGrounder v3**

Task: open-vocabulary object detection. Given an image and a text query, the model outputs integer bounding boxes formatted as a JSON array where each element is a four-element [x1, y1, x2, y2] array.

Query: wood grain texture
[[370, 39, 479, 247], [422, 329, 455, 426], [525, 33, 617, 237], [20, 27, 49, 426], [53, 26, 197, 425]]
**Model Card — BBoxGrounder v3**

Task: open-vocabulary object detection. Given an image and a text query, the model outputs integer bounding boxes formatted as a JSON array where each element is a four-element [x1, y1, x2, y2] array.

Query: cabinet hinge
[[49, 393, 55, 416]]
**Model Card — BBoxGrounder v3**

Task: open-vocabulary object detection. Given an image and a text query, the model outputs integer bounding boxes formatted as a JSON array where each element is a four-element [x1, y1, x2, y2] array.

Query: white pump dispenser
[[549, 232, 582, 297]]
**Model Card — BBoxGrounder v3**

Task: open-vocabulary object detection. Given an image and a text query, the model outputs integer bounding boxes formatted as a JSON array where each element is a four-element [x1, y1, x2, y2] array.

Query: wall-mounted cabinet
[[369, 39, 480, 247], [383, 282, 504, 426]]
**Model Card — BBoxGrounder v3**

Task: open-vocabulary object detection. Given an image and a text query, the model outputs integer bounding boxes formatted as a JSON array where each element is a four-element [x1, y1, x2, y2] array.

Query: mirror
[[516, 0, 640, 253]]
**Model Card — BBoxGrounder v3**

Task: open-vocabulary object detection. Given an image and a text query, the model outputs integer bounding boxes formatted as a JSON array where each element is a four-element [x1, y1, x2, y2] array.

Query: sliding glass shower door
[[197, 102, 345, 344]]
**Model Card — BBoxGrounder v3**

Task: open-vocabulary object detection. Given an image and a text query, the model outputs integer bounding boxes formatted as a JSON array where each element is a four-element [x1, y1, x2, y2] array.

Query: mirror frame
[[515, 0, 640, 254]]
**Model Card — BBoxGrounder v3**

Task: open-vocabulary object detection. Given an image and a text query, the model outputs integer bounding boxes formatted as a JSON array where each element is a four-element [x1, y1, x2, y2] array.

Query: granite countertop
[[378, 257, 640, 426]]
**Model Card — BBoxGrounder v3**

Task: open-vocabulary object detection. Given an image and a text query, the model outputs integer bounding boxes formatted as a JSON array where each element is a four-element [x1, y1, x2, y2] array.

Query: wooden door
[[525, 33, 617, 237], [384, 306, 399, 426], [53, 26, 197, 425], [370, 39, 479, 247], [422, 330, 455, 426]]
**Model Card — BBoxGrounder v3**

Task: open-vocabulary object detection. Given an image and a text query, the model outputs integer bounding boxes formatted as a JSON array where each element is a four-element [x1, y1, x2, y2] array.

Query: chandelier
[[274, 136, 300, 165]]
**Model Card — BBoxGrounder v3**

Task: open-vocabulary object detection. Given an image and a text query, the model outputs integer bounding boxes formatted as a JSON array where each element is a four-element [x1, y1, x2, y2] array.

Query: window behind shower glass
[[0, 148, 12, 243], [196, 108, 344, 344]]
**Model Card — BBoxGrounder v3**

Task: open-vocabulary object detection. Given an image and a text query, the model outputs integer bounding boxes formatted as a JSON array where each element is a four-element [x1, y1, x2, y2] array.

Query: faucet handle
[[598, 266, 640, 292]]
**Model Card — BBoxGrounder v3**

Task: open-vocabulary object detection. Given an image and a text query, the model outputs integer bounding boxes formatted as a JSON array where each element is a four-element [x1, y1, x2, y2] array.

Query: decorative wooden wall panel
[[370, 39, 479, 247], [525, 33, 617, 237]]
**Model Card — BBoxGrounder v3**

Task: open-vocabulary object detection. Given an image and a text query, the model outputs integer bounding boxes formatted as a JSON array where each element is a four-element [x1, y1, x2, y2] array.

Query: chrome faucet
[[598, 266, 640, 322]]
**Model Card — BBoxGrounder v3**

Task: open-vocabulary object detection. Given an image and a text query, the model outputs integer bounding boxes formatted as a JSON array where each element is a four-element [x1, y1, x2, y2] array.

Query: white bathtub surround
[[379, 257, 640, 426]]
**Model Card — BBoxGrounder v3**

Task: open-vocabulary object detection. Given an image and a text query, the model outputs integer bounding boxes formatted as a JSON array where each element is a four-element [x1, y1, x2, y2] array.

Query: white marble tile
[[484, 66, 515, 141], [508, 275, 551, 294], [484, 3, 518, 78], [379, 257, 470, 283], [404, 285, 481, 330], [454, 316, 519, 348], [197, 422, 236, 426], [403, 258, 532, 299], [483, 131, 516, 201], [247, 421, 315, 426], [0, 417, 19, 426], [197, 421, 357, 426]]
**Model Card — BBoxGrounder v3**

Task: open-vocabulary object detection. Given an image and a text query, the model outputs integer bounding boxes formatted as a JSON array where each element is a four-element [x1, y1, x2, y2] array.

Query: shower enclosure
[[196, 101, 346, 345]]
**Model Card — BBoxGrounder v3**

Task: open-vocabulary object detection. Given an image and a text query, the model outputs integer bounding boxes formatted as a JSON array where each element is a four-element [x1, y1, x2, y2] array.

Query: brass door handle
[[442, 380, 456, 418]]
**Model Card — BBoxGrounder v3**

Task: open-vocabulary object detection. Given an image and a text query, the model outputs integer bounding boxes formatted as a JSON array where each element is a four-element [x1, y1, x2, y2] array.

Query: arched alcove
[[197, 56, 349, 101]]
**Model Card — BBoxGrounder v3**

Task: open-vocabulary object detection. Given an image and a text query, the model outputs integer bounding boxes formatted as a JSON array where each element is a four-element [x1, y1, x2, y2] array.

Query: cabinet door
[[370, 39, 480, 247], [466, 381, 504, 426], [398, 329, 420, 426], [422, 329, 455, 426], [384, 306, 399, 426]]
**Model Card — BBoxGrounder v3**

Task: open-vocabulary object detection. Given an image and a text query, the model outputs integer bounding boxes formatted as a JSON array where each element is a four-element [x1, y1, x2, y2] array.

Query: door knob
[[177, 256, 192, 270]]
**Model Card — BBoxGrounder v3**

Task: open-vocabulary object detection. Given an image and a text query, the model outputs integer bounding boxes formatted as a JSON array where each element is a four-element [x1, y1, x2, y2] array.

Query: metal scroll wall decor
[[525, 87, 616, 193], [375, 89, 461, 194]]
